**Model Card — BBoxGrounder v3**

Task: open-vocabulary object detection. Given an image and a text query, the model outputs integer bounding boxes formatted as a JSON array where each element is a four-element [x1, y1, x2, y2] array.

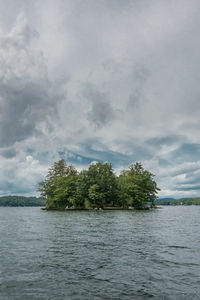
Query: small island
[[38, 160, 160, 210]]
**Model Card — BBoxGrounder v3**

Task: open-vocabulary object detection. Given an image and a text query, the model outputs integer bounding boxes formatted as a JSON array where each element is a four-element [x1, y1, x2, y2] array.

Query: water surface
[[0, 206, 199, 299]]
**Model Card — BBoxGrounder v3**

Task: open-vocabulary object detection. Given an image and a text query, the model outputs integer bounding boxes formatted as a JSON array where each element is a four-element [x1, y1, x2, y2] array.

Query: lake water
[[0, 206, 199, 299]]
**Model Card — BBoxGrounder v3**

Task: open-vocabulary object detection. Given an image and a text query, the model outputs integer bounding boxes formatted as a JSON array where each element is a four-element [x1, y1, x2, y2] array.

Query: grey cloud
[[0, 0, 200, 197], [0, 14, 60, 147], [170, 161, 200, 177], [170, 143, 200, 162], [176, 173, 200, 186], [126, 66, 150, 118], [175, 185, 200, 191], [102, 59, 121, 74], [83, 84, 114, 127], [0, 147, 17, 158], [0, 84, 48, 146], [147, 136, 182, 147], [88, 100, 114, 127]]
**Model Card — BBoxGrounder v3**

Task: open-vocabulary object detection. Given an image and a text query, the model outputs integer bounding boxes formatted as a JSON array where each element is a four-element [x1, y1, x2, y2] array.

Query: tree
[[74, 170, 89, 208], [86, 162, 118, 208], [118, 162, 160, 208], [46, 159, 68, 179], [88, 184, 104, 208], [38, 160, 77, 209]]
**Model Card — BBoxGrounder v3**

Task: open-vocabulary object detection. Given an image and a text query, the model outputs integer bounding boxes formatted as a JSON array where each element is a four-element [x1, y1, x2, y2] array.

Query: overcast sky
[[0, 0, 200, 198]]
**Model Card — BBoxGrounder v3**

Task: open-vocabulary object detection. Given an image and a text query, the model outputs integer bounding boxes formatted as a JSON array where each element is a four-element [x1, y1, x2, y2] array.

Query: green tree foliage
[[38, 160, 160, 209], [75, 170, 89, 208], [118, 163, 160, 208], [86, 163, 118, 208], [88, 184, 105, 208], [38, 160, 77, 209], [0, 196, 44, 207]]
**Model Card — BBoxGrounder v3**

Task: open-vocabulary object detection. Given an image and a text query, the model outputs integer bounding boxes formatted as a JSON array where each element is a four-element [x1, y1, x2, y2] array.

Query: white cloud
[[0, 0, 200, 197]]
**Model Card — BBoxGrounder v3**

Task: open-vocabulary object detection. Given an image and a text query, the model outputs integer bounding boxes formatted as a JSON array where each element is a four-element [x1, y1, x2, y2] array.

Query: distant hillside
[[0, 196, 45, 207], [156, 198, 200, 206]]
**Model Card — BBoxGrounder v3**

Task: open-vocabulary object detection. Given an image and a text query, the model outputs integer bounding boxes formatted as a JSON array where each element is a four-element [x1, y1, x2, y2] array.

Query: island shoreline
[[41, 206, 161, 211]]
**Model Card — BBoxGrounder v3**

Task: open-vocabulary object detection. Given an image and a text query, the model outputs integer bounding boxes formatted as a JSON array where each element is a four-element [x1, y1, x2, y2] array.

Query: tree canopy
[[38, 160, 160, 210]]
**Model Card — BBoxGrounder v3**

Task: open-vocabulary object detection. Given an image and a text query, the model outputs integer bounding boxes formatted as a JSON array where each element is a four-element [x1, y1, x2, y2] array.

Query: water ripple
[[0, 206, 200, 299]]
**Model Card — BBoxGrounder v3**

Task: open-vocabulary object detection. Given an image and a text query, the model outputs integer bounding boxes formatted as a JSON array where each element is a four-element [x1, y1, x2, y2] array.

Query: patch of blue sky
[[26, 148, 35, 155], [146, 135, 181, 147], [171, 143, 200, 163]]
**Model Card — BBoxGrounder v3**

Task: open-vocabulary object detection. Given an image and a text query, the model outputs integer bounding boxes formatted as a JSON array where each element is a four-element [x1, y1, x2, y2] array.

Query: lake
[[0, 206, 199, 299]]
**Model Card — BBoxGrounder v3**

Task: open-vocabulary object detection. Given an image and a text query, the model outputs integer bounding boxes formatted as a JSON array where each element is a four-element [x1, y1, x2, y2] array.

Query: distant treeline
[[156, 198, 200, 206], [0, 196, 45, 207]]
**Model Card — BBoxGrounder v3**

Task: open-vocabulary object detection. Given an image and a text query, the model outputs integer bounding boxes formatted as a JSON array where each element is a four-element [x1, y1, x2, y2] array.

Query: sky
[[0, 0, 200, 198]]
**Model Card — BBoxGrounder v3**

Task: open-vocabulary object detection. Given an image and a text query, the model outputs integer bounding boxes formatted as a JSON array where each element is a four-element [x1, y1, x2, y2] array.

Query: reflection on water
[[0, 206, 200, 299]]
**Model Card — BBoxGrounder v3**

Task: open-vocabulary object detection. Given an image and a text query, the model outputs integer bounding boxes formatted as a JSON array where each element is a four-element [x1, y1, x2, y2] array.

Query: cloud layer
[[0, 0, 200, 197]]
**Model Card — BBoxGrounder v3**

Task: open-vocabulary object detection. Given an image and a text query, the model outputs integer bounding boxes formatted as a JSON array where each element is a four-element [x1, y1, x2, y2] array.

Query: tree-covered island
[[38, 160, 160, 210]]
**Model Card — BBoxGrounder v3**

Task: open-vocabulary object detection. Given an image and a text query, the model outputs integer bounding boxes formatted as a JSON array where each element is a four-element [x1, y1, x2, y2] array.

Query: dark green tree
[[74, 170, 89, 208], [86, 162, 118, 208], [118, 162, 160, 208], [38, 160, 77, 209]]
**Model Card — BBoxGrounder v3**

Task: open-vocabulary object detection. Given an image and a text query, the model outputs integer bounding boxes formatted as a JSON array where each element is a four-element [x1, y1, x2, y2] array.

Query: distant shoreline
[[156, 198, 200, 206], [41, 206, 159, 211], [0, 196, 44, 207]]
